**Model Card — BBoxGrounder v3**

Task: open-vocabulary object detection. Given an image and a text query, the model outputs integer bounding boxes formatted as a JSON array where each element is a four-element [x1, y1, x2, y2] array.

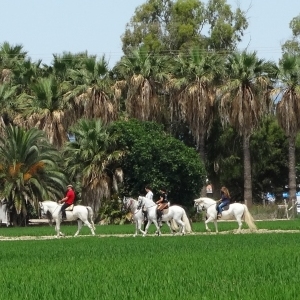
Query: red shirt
[[65, 189, 75, 205]]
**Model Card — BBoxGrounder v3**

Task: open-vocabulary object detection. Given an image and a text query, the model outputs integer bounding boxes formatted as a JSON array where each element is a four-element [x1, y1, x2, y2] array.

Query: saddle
[[65, 204, 74, 211], [157, 203, 169, 220], [215, 203, 229, 212], [162, 207, 169, 214]]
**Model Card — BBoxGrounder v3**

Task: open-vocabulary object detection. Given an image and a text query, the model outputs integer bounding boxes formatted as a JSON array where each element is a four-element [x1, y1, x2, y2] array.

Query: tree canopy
[[110, 119, 206, 205], [121, 0, 248, 54]]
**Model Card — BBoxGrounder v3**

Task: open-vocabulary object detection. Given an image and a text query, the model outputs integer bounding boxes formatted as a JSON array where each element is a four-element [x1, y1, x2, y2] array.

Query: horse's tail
[[170, 219, 179, 231], [87, 206, 95, 231], [182, 210, 192, 233], [243, 204, 257, 231]]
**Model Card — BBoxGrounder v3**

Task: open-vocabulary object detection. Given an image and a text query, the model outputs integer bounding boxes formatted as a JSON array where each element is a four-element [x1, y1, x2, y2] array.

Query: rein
[[52, 203, 61, 215], [197, 202, 216, 212], [144, 204, 157, 210], [42, 202, 61, 216]]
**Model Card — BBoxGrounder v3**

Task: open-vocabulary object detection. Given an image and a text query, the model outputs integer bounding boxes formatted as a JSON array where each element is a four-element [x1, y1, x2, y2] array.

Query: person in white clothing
[[145, 185, 153, 200], [143, 185, 153, 230]]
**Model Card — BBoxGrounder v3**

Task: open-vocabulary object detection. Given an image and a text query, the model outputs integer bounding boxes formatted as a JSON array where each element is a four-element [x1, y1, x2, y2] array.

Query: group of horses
[[39, 195, 257, 238]]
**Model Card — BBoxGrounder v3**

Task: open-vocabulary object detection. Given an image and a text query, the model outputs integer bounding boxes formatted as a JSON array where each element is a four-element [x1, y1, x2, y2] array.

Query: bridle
[[195, 201, 215, 213], [137, 197, 157, 210], [123, 197, 140, 214], [39, 202, 46, 216], [39, 201, 60, 216], [195, 202, 205, 213]]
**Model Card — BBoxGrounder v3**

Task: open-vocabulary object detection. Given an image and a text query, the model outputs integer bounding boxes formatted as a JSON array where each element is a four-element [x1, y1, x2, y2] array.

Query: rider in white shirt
[[145, 186, 153, 200], [143, 185, 153, 229]]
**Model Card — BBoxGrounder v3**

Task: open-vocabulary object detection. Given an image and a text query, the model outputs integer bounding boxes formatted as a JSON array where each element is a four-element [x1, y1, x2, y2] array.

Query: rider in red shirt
[[59, 184, 75, 220]]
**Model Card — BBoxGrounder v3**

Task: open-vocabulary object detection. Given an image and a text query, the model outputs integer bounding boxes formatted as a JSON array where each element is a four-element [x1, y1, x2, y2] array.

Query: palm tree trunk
[[288, 136, 297, 204], [243, 134, 252, 206], [198, 133, 207, 197]]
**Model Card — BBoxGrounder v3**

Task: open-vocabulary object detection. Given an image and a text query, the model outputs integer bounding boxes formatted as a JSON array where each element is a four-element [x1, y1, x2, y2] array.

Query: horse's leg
[[55, 220, 60, 237], [74, 220, 83, 237], [55, 219, 64, 237], [83, 219, 95, 236], [142, 219, 152, 237], [133, 219, 139, 237], [235, 216, 243, 233], [165, 220, 174, 235], [152, 219, 161, 236], [204, 215, 215, 232], [213, 219, 219, 233], [144, 217, 161, 237], [133, 220, 137, 237], [176, 219, 186, 236]]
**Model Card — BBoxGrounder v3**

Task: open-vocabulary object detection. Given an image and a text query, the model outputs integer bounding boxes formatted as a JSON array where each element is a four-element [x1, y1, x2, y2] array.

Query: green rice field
[[0, 220, 300, 300]]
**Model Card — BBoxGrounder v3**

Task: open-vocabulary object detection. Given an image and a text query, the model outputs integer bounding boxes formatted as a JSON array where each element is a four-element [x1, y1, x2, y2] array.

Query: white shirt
[[145, 191, 153, 200]]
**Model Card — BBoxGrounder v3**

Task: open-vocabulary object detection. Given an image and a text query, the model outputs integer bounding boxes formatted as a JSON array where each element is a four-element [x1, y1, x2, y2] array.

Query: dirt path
[[1, 228, 300, 241]]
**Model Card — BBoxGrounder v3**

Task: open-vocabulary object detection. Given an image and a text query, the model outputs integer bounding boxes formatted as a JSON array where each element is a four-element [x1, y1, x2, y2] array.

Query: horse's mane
[[42, 200, 59, 205], [126, 197, 137, 202], [139, 196, 155, 204], [197, 197, 216, 202]]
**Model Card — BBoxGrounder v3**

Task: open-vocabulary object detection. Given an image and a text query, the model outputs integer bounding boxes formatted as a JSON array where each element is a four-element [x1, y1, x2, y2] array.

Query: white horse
[[39, 201, 96, 238], [137, 196, 192, 236], [194, 197, 257, 233], [122, 197, 146, 237], [122, 197, 178, 237]]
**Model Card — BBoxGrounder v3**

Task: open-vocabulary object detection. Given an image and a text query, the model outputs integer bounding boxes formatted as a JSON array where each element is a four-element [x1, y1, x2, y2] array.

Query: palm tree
[[15, 76, 74, 148], [66, 55, 118, 124], [0, 125, 67, 225], [219, 51, 277, 206], [119, 46, 169, 122], [63, 119, 123, 215], [0, 83, 18, 127], [0, 41, 28, 83], [276, 54, 300, 204], [168, 48, 224, 162]]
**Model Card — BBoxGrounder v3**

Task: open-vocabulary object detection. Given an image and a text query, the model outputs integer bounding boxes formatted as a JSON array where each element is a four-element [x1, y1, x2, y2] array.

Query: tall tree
[[0, 41, 28, 84], [63, 119, 123, 215], [67, 55, 118, 124], [110, 119, 206, 205], [0, 126, 66, 225], [0, 83, 18, 128], [15, 76, 73, 148], [276, 54, 300, 204], [281, 14, 300, 56], [119, 46, 168, 122], [121, 0, 248, 54], [219, 51, 277, 206], [168, 48, 224, 162]]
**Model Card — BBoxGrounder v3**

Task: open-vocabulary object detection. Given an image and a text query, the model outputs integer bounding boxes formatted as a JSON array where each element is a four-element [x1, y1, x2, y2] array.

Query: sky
[[1, 0, 299, 67]]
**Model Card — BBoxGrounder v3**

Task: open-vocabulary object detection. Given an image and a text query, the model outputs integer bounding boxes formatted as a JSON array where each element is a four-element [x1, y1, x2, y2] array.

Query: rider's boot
[[61, 212, 66, 221]]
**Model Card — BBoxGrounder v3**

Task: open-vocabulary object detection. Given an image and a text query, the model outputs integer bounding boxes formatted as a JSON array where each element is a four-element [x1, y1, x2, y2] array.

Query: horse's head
[[39, 201, 49, 217], [137, 196, 144, 209], [194, 199, 205, 213], [122, 197, 133, 212]]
